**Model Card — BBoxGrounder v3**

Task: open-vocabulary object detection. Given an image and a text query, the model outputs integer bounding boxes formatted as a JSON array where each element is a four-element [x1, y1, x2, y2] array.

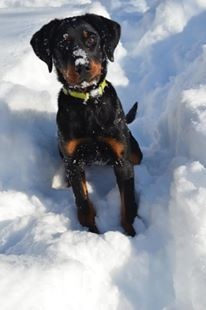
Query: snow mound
[[157, 45, 206, 165], [133, 0, 206, 55], [0, 0, 91, 8], [169, 161, 206, 310]]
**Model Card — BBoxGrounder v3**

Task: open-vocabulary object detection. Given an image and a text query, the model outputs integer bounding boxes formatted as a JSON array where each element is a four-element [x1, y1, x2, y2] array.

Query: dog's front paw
[[88, 224, 100, 234], [121, 220, 136, 237], [77, 200, 99, 234]]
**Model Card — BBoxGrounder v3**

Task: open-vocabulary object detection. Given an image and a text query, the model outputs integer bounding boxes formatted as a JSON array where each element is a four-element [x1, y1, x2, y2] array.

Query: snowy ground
[[1, 1, 206, 309]]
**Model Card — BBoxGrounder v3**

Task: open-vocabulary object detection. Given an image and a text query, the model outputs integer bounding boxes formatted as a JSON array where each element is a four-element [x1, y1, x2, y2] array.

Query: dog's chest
[[60, 100, 117, 137], [84, 103, 114, 134]]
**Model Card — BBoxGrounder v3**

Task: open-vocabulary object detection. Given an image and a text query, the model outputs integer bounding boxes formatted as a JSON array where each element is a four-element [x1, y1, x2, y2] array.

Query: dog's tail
[[126, 102, 138, 124]]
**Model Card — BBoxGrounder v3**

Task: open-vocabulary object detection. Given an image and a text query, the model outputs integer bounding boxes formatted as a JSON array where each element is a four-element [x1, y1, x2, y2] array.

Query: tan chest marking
[[98, 137, 124, 158], [64, 138, 90, 156]]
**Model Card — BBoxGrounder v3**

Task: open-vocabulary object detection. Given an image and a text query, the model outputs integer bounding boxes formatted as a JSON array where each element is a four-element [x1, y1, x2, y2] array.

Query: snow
[[1, 1, 206, 309], [73, 48, 89, 67], [169, 161, 206, 309], [0, 0, 91, 8]]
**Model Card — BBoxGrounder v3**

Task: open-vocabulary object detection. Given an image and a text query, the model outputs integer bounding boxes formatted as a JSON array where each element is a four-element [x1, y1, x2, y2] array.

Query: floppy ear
[[84, 14, 121, 62], [30, 19, 61, 72]]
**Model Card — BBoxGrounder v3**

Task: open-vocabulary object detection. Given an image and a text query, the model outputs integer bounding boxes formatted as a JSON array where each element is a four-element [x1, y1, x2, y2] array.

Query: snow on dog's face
[[30, 14, 120, 90]]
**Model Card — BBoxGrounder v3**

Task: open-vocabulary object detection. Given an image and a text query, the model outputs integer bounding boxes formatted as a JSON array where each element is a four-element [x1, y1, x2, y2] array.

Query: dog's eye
[[85, 35, 96, 48]]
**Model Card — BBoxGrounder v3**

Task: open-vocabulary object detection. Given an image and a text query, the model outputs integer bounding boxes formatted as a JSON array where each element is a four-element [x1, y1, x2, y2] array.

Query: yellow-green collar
[[62, 79, 108, 102]]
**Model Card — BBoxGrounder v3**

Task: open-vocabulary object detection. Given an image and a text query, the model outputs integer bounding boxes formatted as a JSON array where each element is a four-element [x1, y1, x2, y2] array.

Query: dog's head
[[30, 14, 120, 89]]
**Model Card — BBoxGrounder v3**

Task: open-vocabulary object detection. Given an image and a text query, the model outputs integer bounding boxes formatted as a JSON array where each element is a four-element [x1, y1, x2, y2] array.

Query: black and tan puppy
[[30, 14, 142, 236]]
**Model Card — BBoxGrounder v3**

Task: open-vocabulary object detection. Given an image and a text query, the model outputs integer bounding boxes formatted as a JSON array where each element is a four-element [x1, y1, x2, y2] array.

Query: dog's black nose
[[75, 64, 90, 76]]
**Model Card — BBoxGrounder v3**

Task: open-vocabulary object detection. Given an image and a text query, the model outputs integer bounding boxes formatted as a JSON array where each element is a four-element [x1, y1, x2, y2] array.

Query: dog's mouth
[[62, 73, 101, 91], [60, 60, 102, 90], [71, 76, 100, 90]]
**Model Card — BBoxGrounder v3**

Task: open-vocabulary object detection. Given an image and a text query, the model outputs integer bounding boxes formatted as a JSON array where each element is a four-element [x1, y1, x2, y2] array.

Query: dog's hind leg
[[129, 132, 143, 165]]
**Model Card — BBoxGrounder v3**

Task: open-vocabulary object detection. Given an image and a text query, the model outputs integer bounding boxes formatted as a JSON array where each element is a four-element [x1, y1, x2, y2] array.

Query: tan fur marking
[[83, 30, 89, 38], [64, 138, 89, 156], [61, 66, 80, 85], [90, 60, 102, 80], [81, 178, 88, 197], [98, 137, 124, 158], [78, 175, 96, 229], [129, 152, 141, 165]]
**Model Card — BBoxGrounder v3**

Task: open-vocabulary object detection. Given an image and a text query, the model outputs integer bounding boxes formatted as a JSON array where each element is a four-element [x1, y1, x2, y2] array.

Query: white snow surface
[[0, 1, 206, 309]]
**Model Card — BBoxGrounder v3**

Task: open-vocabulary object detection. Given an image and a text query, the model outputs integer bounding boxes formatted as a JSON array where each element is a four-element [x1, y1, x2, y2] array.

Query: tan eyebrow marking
[[83, 30, 89, 38]]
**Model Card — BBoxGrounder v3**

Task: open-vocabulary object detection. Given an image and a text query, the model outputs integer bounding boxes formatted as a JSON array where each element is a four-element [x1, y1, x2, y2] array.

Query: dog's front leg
[[114, 161, 137, 237], [64, 158, 99, 233]]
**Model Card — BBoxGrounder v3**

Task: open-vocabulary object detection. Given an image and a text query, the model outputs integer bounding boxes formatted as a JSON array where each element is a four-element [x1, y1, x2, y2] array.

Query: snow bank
[[0, 233, 130, 310], [110, 0, 149, 14], [0, 0, 91, 8], [169, 162, 206, 310], [133, 0, 206, 55], [121, 1, 206, 308], [157, 45, 206, 166]]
